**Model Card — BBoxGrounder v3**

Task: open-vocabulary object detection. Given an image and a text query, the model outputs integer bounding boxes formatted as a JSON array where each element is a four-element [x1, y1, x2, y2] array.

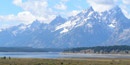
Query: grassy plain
[[0, 57, 130, 65]]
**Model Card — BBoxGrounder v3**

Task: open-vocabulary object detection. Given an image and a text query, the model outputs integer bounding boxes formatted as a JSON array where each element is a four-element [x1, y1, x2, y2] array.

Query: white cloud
[[76, 5, 82, 9], [86, 0, 130, 19], [0, 24, 13, 30], [19, 0, 48, 16], [0, 11, 36, 24], [0, 0, 55, 25], [54, 2, 67, 10], [57, 10, 80, 18], [0, 11, 56, 25], [87, 0, 116, 12], [122, 0, 130, 5], [61, 0, 69, 2], [68, 10, 80, 16], [14, 0, 56, 22], [0, 0, 130, 30], [0, 0, 58, 29], [13, 0, 22, 6]]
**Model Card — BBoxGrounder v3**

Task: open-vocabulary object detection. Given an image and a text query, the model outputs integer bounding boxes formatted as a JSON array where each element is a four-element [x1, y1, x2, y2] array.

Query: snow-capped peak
[[82, 6, 94, 13], [55, 6, 127, 34], [50, 15, 66, 26], [0, 6, 129, 48], [55, 7, 96, 34]]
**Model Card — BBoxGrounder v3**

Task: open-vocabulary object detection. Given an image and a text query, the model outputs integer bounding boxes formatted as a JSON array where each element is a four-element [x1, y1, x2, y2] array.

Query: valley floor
[[0, 57, 130, 65]]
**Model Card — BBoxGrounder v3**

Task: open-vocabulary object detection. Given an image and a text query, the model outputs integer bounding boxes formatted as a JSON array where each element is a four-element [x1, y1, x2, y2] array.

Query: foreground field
[[0, 57, 130, 65]]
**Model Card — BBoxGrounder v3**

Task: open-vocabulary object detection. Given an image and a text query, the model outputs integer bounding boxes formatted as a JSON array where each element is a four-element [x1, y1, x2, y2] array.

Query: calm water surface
[[0, 52, 130, 58]]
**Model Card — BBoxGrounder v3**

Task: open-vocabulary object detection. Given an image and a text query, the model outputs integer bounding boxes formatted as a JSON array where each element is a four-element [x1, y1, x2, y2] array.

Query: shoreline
[[1, 52, 130, 59], [61, 52, 130, 56]]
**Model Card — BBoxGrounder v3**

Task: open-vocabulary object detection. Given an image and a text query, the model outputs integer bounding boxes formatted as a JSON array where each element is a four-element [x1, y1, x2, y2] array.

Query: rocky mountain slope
[[0, 6, 130, 48]]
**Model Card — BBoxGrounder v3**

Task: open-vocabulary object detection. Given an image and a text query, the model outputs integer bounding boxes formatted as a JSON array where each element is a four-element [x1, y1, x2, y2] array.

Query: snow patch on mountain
[[109, 24, 115, 28], [118, 29, 130, 40], [0, 6, 129, 48], [60, 28, 69, 34], [55, 17, 80, 31], [88, 11, 94, 17], [19, 25, 27, 30], [55, 7, 95, 34], [12, 31, 17, 36], [87, 23, 93, 28]]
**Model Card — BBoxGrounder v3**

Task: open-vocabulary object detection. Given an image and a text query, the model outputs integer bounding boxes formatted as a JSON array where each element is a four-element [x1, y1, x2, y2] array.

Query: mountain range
[[0, 6, 130, 48]]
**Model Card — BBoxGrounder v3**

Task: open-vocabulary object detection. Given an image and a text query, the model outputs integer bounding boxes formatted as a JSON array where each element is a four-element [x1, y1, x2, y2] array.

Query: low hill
[[63, 45, 130, 54], [0, 47, 65, 52], [0, 47, 47, 52]]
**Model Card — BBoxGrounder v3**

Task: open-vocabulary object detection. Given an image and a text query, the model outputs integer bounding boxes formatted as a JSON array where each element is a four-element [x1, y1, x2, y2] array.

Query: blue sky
[[0, 0, 89, 16], [0, 0, 21, 15], [0, 0, 130, 29]]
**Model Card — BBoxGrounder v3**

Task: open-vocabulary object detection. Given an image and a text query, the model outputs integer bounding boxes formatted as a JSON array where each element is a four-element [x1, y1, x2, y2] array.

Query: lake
[[0, 52, 130, 58]]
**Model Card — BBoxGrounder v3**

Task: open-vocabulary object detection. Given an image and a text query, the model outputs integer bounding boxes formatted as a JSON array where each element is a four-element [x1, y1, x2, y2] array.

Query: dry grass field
[[0, 57, 130, 65]]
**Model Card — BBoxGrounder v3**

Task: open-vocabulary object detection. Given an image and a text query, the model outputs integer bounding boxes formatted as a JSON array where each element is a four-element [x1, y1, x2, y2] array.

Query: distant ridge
[[63, 45, 130, 54], [0, 6, 130, 48], [0, 47, 65, 52]]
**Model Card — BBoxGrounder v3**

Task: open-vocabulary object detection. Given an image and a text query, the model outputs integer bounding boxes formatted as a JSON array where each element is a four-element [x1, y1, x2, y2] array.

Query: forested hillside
[[64, 45, 130, 54]]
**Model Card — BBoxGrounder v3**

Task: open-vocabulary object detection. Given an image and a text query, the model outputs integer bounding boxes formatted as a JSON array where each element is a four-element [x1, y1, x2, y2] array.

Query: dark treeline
[[64, 45, 130, 53]]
